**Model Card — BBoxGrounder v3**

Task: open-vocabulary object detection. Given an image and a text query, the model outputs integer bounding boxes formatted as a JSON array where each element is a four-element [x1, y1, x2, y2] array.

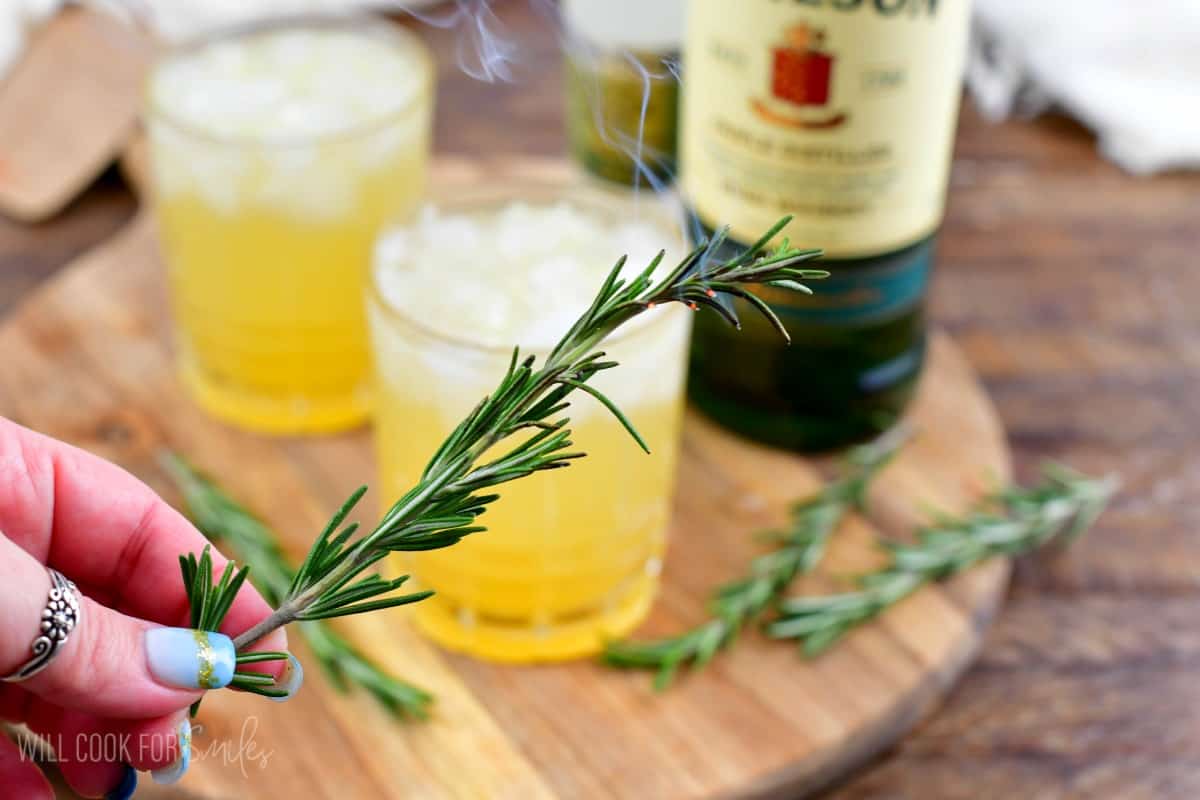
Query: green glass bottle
[[681, 0, 970, 451], [562, 0, 685, 187]]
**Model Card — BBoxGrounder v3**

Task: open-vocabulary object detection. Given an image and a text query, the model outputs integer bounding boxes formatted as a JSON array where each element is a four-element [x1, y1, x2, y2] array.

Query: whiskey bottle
[[681, 0, 971, 450]]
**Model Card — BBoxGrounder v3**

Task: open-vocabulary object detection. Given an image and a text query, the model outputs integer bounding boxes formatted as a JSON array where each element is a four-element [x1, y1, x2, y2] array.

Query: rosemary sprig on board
[[182, 218, 826, 674], [603, 429, 905, 689], [164, 455, 433, 718], [767, 466, 1117, 655]]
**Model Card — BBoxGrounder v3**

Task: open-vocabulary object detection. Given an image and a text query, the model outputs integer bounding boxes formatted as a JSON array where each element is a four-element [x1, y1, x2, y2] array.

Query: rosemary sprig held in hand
[[163, 454, 433, 718], [603, 427, 906, 689], [767, 465, 1117, 655], [185, 218, 826, 667]]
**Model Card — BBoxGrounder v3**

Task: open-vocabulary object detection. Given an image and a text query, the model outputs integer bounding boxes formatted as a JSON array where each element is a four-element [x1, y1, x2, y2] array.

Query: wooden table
[[2, 2, 1195, 797]]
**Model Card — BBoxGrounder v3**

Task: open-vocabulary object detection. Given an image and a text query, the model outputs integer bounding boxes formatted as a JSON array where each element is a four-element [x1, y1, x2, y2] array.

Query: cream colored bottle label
[[682, 0, 970, 258]]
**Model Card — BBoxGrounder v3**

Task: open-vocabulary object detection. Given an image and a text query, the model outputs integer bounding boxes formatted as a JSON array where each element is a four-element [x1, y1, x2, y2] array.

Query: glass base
[[180, 360, 370, 435], [410, 572, 659, 663]]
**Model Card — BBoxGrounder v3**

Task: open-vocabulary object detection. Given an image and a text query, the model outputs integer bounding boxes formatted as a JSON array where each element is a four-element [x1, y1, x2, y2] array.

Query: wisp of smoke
[[399, 0, 726, 298], [553, 4, 707, 249], [414, 0, 682, 197], [392, 0, 519, 83]]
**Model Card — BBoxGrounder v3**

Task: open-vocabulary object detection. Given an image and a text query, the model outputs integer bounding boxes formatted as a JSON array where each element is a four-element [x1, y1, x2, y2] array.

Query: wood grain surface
[[0, 155, 1011, 798], [0, 1, 1190, 797]]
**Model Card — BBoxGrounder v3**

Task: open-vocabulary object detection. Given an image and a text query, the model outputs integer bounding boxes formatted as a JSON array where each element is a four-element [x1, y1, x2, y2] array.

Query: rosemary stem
[[232, 603, 301, 651], [232, 538, 384, 649]]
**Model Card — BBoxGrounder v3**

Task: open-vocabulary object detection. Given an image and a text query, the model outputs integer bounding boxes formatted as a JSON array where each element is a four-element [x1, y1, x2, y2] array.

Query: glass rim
[[144, 11, 434, 149], [368, 175, 691, 357]]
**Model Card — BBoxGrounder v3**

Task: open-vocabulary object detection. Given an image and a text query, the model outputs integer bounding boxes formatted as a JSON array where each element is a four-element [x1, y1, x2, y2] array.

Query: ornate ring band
[[2, 568, 82, 683]]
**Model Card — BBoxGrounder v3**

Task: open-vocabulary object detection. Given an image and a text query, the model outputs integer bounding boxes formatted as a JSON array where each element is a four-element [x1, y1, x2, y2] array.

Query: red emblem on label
[[772, 24, 833, 107], [752, 23, 848, 130]]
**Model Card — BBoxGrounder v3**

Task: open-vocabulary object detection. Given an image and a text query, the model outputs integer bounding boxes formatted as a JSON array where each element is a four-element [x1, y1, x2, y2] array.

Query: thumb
[[0, 535, 231, 719]]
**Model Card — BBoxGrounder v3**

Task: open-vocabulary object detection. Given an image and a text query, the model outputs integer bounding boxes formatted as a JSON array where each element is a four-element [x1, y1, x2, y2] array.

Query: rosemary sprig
[[603, 428, 905, 689], [182, 219, 826, 669], [163, 454, 433, 719], [767, 465, 1118, 655]]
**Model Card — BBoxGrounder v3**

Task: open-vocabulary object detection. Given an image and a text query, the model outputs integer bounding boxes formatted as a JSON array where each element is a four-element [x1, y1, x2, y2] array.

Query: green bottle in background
[[681, 0, 971, 451], [562, 0, 685, 187]]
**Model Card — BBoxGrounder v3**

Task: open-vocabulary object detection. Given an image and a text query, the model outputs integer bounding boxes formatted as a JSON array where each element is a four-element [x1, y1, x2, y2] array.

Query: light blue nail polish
[[151, 718, 192, 785], [145, 628, 235, 690], [105, 764, 137, 800], [268, 654, 304, 702]]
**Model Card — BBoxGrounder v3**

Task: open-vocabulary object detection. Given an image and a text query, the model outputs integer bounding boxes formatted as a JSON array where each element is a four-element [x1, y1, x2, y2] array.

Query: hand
[[0, 417, 296, 799]]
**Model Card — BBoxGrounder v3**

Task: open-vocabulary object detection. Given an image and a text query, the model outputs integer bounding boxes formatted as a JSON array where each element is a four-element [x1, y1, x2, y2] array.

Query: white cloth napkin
[[968, 0, 1200, 174]]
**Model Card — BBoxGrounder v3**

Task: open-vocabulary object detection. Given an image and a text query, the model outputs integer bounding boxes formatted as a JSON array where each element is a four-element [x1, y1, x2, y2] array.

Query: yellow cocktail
[[368, 182, 691, 661], [147, 17, 432, 433]]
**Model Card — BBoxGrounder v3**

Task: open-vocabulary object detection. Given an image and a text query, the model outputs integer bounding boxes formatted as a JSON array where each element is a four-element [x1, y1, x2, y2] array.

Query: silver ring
[[2, 568, 82, 682]]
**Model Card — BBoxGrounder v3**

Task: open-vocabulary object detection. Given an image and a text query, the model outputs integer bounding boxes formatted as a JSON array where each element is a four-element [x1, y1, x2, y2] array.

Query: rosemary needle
[[603, 428, 905, 689]]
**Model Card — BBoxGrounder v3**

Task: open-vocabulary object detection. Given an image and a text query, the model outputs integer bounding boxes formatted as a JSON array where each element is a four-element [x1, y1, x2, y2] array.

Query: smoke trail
[[393, 0, 519, 83], [421, 0, 708, 264], [548, 3, 711, 261], [568, 40, 678, 196], [443, 0, 678, 202]]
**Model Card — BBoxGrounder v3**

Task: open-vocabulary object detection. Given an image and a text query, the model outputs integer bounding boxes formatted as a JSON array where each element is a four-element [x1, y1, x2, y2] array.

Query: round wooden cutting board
[[0, 160, 1010, 799]]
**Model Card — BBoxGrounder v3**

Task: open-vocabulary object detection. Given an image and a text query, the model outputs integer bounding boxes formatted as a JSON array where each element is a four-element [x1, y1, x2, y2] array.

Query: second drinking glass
[[147, 15, 433, 434]]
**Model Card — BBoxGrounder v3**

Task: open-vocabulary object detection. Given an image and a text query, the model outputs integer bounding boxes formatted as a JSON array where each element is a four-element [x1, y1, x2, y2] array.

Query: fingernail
[[151, 718, 192, 785], [105, 764, 137, 800], [145, 628, 235, 690], [268, 654, 304, 702]]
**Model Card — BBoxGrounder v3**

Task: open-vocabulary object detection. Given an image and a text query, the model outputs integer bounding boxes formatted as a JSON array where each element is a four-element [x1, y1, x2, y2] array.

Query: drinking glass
[[368, 177, 691, 661], [146, 15, 433, 433]]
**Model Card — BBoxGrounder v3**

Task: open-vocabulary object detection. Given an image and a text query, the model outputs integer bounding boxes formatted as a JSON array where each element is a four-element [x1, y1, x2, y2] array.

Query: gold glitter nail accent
[[192, 630, 217, 689]]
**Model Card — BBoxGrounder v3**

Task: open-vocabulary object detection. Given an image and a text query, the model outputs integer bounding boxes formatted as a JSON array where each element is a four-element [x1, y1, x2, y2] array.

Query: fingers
[[1, 536, 207, 718], [0, 418, 281, 642], [2, 537, 297, 720], [0, 730, 53, 800]]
